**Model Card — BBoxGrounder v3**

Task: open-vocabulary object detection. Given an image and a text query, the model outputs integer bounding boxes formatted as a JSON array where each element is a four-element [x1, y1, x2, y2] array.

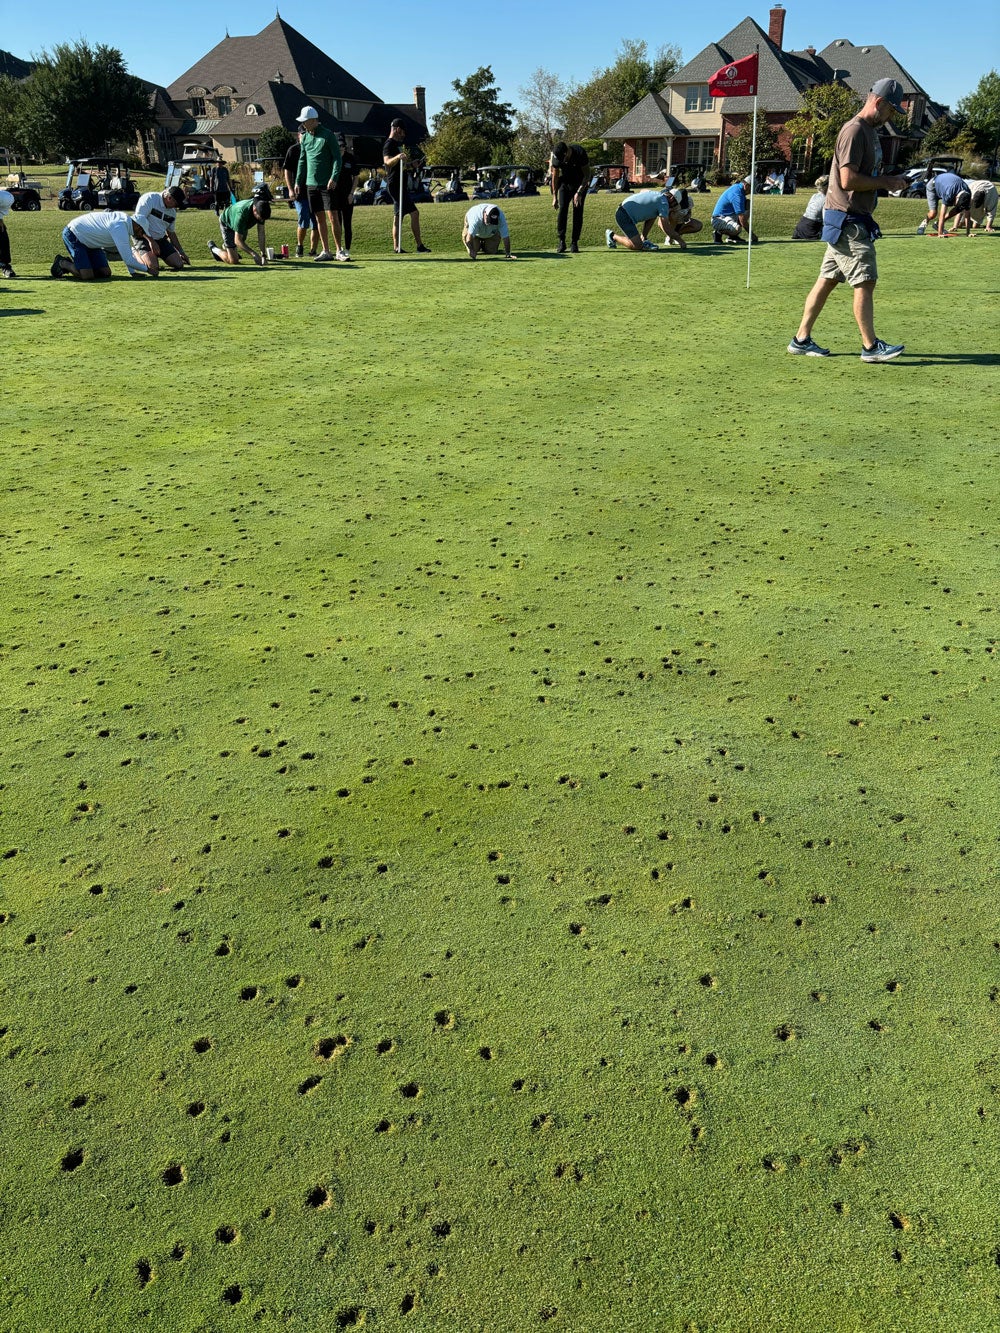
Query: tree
[[560, 40, 682, 141], [19, 41, 151, 159], [725, 111, 780, 179], [957, 70, 1000, 166], [257, 125, 296, 165], [517, 67, 566, 143], [433, 66, 515, 158], [919, 111, 964, 158], [784, 82, 861, 170], [419, 118, 491, 170], [0, 75, 28, 157]]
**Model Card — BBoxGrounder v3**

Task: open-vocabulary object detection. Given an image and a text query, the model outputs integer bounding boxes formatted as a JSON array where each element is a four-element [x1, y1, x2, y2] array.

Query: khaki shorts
[[819, 219, 877, 286]]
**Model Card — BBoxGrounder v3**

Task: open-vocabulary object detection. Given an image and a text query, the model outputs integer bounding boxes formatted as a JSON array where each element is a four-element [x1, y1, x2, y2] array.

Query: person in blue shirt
[[712, 176, 759, 245], [917, 170, 972, 235], [605, 184, 689, 251]]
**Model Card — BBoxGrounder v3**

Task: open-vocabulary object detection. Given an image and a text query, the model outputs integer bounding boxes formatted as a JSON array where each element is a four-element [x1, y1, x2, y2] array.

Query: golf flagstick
[[747, 44, 759, 290], [398, 158, 404, 251]]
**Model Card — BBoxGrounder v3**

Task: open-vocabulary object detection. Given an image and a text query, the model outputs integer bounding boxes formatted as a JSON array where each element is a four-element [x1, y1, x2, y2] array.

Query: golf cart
[[351, 169, 381, 206], [3, 174, 41, 210], [499, 166, 538, 197], [890, 155, 964, 198], [472, 166, 506, 199], [669, 162, 711, 192], [58, 158, 139, 211], [587, 164, 631, 193], [428, 166, 467, 202], [164, 144, 227, 209]]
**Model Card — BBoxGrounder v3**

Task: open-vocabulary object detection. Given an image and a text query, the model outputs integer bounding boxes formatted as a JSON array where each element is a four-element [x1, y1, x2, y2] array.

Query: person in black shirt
[[549, 141, 589, 253], [331, 133, 357, 260], [382, 119, 430, 253]]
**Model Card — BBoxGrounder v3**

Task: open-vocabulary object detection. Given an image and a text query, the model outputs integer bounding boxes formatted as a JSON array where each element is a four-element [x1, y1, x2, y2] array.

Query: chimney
[[769, 4, 785, 49], [413, 85, 427, 121]]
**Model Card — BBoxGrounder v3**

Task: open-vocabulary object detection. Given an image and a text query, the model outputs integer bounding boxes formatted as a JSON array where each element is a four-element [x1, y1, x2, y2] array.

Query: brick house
[[141, 16, 426, 165], [603, 5, 937, 183]]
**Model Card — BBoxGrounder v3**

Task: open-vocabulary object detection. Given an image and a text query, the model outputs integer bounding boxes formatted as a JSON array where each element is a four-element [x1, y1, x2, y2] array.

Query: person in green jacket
[[295, 106, 342, 263], [208, 196, 271, 265]]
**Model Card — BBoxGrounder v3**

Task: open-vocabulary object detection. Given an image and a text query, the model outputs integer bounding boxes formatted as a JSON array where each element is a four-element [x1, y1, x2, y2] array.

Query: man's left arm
[[118, 221, 154, 276]]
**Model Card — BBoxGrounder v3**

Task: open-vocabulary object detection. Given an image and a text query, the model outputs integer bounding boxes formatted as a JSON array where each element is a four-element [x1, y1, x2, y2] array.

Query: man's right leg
[[795, 275, 839, 341]]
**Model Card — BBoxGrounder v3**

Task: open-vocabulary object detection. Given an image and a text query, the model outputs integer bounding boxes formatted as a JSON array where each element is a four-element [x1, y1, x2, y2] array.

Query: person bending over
[[208, 198, 271, 265]]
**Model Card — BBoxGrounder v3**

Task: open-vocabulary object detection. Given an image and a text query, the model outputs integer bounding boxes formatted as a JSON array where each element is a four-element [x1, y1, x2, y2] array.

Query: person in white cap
[[787, 78, 909, 362], [462, 202, 515, 259], [294, 106, 342, 262], [965, 180, 998, 233]]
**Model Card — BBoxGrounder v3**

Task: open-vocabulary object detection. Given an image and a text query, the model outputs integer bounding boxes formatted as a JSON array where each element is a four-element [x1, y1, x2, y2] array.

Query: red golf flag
[[708, 53, 759, 97]]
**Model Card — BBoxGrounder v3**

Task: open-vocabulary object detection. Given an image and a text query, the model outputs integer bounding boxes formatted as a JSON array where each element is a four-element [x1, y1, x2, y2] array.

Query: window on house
[[216, 96, 232, 116], [236, 138, 258, 163], [191, 97, 206, 117], [686, 138, 716, 166], [645, 141, 663, 174], [685, 85, 713, 113]]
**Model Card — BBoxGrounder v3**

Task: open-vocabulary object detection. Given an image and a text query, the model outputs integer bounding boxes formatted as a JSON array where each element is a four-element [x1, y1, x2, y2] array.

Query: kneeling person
[[54, 210, 156, 280], [209, 197, 271, 265], [133, 185, 189, 274], [463, 203, 515, 259], [606, 185, 687, 251]]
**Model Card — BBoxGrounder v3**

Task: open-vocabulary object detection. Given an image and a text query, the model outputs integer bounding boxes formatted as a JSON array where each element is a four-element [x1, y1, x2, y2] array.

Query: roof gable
[[604, 92, 689, 140], [818, 39, 928, 98], [166, 17, 381, 105], [666, 16, 823, 114]]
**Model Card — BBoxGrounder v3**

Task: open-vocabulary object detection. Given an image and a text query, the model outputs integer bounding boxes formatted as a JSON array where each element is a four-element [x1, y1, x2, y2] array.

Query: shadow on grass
[[901, 352, 1000, 366], [0, 306, 45, 316]]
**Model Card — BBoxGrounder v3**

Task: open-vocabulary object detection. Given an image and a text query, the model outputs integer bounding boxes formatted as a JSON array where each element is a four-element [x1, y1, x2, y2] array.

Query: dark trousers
[[0, 221, 10, 267], [334, 201, 354, 250], [555, 182, 585, 243]]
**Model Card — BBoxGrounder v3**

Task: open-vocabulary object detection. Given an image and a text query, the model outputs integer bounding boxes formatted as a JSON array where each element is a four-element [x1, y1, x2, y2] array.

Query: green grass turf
[[2, 197, 999, 1332]]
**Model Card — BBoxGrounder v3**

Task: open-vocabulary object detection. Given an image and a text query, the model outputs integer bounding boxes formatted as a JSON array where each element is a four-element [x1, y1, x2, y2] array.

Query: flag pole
[[747, 44, 759, 289]]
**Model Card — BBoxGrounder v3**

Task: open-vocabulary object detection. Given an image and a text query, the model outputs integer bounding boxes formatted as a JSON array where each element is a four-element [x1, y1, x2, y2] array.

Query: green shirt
[[296, 126, 342, 189], [220, 198, 259, 238]]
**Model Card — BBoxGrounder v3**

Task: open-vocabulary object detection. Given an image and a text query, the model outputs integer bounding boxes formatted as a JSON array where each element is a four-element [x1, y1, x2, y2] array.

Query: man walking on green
[[295, 106, 342, 263]]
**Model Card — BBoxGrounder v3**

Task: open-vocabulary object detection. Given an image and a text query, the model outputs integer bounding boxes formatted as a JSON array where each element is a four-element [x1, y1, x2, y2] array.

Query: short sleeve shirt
[[621, 190, 672, 224], [283, 142, 301, 178], [826, 116, 880, 216], [464, 204, 509, 239], [713, 183, 748, 218], [550, 144, 588, 188], [221, 198, 258, 238]]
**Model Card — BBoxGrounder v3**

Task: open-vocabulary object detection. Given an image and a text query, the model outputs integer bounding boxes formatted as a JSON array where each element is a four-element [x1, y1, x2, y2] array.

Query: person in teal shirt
[[209, 197, 271, 265], [295, 106, 342, 262]]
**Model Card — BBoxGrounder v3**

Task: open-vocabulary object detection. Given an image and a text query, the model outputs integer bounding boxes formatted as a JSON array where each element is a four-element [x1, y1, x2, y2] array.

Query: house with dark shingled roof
[[142, 15, 426, 165], [603, 5, 937, 184]]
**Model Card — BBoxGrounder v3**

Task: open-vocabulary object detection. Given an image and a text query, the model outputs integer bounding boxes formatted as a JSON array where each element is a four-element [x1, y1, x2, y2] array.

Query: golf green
[[2, 198, 998, 1331]]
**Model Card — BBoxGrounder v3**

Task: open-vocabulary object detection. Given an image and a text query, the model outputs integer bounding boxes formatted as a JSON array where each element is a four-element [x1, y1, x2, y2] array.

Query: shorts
[[818, 219, 877, 287], [387, 191, 418, 216], [294, 197, 314, 229], [307, 186, 332, 215], [712, 214, 742, 238], [614, 203, 641, 242], [219, 220, 238, 250], [63, 224, 108, 272], [135, 235, 177, 259]]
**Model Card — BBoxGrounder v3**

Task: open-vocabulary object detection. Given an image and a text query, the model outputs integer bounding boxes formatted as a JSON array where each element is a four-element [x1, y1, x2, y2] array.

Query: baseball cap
[[485, 205, 500, 224], [955, 189, 972, 208], [870, 79, 905, 113], [743, 175, 753, 186], [297, 106, 320, 122]]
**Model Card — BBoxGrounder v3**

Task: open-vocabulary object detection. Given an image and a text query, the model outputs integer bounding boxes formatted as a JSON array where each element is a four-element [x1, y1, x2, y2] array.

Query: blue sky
[[5, 1, 997, 122]]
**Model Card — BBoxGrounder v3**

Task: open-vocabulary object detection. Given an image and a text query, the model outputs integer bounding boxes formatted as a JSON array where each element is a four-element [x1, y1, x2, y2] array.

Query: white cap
[[297, 106, 320, 122]]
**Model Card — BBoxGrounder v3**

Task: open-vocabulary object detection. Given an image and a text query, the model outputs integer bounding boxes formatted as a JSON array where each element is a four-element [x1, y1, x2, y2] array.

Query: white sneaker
[[605, 229, 616, 250], [335, 249, 349, 261], [314, 250, 334, 262]]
